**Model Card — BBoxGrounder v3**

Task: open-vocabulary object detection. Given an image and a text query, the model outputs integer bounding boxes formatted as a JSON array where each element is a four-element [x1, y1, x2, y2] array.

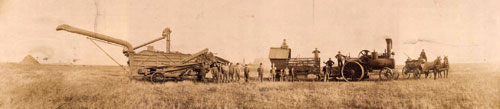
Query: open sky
[[0, 0, 499, 65]]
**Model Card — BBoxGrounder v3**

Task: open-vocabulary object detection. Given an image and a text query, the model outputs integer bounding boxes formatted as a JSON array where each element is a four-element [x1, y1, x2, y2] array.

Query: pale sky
[[0, 0, 499, 65]]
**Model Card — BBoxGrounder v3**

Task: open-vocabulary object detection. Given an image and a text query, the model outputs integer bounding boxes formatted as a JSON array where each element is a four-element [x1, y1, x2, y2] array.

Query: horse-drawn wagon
[[402, 55, 447, 79]]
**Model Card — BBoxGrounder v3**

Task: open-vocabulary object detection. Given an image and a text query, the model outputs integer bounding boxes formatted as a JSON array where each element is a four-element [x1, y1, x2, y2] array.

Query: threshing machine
[[56, 24, 228, 82]]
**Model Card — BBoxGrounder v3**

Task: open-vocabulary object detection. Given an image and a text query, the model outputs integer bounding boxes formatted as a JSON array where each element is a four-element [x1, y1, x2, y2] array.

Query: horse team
[[402, 50, 450, 80]]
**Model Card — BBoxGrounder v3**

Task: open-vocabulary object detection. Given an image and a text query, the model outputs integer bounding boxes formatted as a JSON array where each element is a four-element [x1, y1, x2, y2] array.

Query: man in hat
[[270, 64, 276, 82], [234, 63, 241, 81], [257, 63, 264, 82], [244, 64, 250, 82], [335, 51, 345, 67], [325, 58, 335, 68], [419, 49, 427, 62], [324, 58, 336, 82]]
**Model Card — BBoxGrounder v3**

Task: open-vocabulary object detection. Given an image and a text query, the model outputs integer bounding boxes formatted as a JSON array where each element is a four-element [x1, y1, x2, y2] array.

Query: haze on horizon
[[0, 0, 499, 66]]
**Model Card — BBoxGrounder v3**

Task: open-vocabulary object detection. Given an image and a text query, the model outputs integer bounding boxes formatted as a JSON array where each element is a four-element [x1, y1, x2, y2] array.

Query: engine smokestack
[[385, 38, 392, 58], [163, 28, 172, 53]]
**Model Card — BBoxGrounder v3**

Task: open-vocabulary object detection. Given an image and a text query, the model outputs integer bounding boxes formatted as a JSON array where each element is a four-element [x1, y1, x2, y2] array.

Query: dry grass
[[0, 63, 498, 108]]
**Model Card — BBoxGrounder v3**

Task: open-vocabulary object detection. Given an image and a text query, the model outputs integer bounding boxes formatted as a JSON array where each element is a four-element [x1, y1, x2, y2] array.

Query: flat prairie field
[[0, 63, 498, 108]]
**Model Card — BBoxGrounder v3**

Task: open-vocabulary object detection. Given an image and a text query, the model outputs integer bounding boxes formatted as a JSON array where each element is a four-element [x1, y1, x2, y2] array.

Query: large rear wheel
[[341, 61, 365, 82]]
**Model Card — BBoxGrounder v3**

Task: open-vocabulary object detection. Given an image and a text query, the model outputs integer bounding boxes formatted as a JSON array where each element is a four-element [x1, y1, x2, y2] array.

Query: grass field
[[0, 63, 498, 108]]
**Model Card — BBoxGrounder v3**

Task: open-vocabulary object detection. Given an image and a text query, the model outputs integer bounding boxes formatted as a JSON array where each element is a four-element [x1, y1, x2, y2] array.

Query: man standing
[[419, 49, 427, 62], [218, 63, 223, 83], [335, 51, 345, 67], [324, 58, 335, 82], [200, 63, 209, 83], [222, 63, 229, 83], [257, 63, 264, 82], [244, 64, 250, 82], [234, 63, 241, 81], [289, 67, 295, 82], [283, 67, 289, 81], [211, 63, 220, 83], [325, 58, 335, 68], [228, 63, 234, 82], [270, 64, 276, 82], [279, 69, 284, 81], [323, 66, 328, 82], [281, 39, 288, 49]]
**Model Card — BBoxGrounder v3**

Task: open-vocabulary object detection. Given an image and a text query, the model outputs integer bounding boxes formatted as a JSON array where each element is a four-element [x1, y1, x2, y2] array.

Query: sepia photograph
[[0, 0, 499, 108]]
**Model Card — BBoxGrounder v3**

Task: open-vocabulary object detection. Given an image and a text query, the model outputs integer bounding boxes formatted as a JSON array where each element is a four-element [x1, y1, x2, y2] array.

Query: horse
[[422, 56, 442, 80], [441, 56, 449, 78]]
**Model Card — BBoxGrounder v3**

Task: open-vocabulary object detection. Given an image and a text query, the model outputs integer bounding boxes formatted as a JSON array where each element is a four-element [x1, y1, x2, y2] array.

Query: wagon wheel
[[150, 72, 165, 82], [378, 67, 393, 81], [358, 50, 371, 63], [341, 61, 365, 82], [402, 66, 411, 79]]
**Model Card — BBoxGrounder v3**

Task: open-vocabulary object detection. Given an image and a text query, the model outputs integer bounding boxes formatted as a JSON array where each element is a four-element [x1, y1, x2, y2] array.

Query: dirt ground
[[0, 63, 498, 108]]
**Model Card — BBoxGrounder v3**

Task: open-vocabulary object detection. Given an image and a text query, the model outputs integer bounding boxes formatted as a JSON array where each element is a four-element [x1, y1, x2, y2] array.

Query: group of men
[[252, 63, 301, 82], [200, 62, 251, 83], [201, 62, 299, 83], [322, 51, 346, 81], [324, 51, 347, 68], [268, 64, 296, 82], [201, 51, 349, 83]]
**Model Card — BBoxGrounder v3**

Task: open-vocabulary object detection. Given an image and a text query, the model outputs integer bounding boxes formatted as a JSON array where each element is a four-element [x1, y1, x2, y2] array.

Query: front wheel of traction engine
[[150, 72, 165, 83], [341, 61, 365, 82], [378, 67, 395, 81]]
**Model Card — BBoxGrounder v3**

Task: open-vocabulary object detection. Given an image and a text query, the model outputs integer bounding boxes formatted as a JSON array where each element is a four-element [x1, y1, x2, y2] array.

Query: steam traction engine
[[56, 24, 228, 82], [335, 38, 397, 81]]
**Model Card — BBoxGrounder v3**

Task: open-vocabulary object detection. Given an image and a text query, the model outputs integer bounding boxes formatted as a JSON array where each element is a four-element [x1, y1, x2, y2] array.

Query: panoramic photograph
[[0, 0, 499, 108]]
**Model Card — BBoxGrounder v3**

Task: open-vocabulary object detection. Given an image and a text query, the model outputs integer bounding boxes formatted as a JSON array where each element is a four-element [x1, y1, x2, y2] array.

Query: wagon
[[269, 41, 321, 81], [401, 59, 424, 79]]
